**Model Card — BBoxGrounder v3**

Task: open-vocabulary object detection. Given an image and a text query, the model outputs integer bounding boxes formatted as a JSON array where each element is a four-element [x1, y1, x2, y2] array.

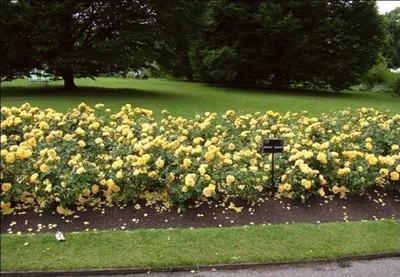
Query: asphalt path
[[106, 258, 400, 277]]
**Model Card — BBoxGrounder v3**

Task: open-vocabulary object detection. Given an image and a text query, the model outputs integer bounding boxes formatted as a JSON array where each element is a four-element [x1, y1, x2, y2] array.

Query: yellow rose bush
[[1, 103, 399, 215]]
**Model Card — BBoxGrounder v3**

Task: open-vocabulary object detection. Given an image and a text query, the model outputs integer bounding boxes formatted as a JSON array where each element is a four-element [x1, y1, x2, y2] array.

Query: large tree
[[190, 0, 384, 91], [154, 1, 206, 80], [0, 0, 197, 89], [382, 7, 400, 69]]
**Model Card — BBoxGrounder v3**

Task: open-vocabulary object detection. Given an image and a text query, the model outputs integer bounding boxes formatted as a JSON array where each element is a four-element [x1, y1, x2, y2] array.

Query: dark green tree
[[190, 0, 384, 91], [154, 1, 206, 80], [0, 0, 197, 89], [382, 7, 400, 69]]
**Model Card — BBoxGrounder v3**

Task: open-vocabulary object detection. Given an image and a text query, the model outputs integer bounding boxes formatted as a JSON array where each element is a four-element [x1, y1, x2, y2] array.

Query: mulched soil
[[1, 189, 399, 234]]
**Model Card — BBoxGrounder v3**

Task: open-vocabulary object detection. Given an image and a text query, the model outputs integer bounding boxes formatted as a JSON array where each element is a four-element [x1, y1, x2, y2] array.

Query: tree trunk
[[62, 73, 77, 90], [271, 69, 285, 89]]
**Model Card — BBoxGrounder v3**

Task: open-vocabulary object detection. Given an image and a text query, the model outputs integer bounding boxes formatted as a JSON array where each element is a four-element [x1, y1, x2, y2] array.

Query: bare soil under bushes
[[2, 189, 399, 234]]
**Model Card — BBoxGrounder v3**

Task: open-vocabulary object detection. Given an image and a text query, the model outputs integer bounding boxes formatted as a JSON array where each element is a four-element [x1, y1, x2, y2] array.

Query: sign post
[[262, 138, 284, 187]]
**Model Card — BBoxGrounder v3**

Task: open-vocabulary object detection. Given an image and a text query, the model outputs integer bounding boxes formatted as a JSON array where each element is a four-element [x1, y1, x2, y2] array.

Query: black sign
[[262, 138, 284, 153]]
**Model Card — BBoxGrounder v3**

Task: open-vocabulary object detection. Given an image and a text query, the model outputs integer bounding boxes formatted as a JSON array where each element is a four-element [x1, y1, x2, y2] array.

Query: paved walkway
[[108, 258, 400, 277]]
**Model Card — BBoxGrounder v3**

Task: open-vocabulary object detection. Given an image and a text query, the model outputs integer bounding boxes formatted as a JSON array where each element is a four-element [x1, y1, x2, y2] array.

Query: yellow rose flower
[[396, 165, 400, 172], [182, 186, 188, 192], [249, 166, 258, 172], [39, 121, 49, 129], [185, 177, 195, 187], [182, 158, 191, 168], [198, 166, 206, 175], [76, 167, 86, 174], [250, 158, 257, 166], [332, 185, 340, 194], [5, 153, 16, 163], [110, 183, 121, 192], [116, 171, 124, 179], [317, 152, 327, 164], [228, 143, 236, 150], [379, 168, 389, 177], [390, 171, 399, 181], [365, 143, 373, 150], [64, 134, 73, 141], [223, 158, 233, 165], [112, 160, 123, 170], [95, 137, 103, 144], [56, 205, 66, 215], [155, 159, 164, 168], [40, 164, 49, 173], [1, 183, 12, 192], [204, 151, 214, 162], [30, 173, 39, 183], [318, 188, 325, 197], [78, 140, 86, 147], [337, 167, 351, 175], [301, 179, 312, 189], [16, 148, 25, 159], [368, 157, 378, 165], [1, 135, 7, 144], [226, 175, 235, 184], [283, 183, 291, 191], [75, 127, 85, 135], [203, 187, 213, 197], [226, 110, 235, 116], [142, 154, 151, 163], [1, 201, 13, 215], [47, 149, 57, 158], [27, 137, 37, 147], [91, 184, 99, 194], [82, 188, 91, 196], [148, 171, 157, 178], [68, 159, 77, 167]]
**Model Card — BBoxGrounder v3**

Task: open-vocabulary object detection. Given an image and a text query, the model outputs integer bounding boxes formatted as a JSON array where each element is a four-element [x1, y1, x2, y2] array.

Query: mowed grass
[[1, 78, 399, 119], [1, 221, 400, 271]]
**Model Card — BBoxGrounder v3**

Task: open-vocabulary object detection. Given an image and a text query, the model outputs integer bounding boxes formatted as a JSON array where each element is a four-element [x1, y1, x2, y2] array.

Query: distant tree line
[[1, 0, 398, 92]]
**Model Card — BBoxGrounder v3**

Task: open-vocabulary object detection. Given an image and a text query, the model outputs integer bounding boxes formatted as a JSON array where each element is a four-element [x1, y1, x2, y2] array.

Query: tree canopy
[[0, 0, 200, 88], [189, 0, 384, 91], [1, 0, 386, 91], [382, 7, 400, 69]]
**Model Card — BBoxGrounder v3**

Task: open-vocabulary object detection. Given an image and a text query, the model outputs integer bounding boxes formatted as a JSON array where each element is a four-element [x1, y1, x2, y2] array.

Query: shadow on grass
[[206, 83, 374, 99], [0, 86, 191, 100]]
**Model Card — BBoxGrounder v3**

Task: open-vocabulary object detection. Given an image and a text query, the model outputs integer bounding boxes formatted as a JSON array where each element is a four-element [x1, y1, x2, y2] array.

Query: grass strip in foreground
[[1, 220, 399, 272]]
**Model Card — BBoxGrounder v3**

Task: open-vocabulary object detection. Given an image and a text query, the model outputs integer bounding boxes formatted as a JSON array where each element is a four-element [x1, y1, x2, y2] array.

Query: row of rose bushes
[[1, 103, 399, 215]]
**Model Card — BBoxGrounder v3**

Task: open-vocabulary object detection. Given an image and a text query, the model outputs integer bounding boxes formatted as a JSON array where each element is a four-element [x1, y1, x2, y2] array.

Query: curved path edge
[[2, 252, 399, 276]]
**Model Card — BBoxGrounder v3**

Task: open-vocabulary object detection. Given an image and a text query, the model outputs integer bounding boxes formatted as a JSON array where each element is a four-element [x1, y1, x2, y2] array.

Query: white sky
[[376, 1, 400, 14]]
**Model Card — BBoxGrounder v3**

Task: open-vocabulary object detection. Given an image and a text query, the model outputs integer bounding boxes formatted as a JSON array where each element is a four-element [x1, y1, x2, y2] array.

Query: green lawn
[[1, 78, 399, 119], [1, 221, 399, 272]]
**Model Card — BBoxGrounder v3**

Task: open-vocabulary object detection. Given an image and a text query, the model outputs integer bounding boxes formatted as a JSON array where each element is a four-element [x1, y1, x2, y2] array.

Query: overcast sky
[[377, 1, 400, 14]]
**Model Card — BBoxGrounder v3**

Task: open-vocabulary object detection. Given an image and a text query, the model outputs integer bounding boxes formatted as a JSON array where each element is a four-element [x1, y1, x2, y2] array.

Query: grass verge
[[1, 220, 399, 272], [1, 78, 399, 119]]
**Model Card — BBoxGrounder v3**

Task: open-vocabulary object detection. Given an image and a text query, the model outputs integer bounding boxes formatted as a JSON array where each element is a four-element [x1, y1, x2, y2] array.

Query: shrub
[[1, 104, 399, 215]]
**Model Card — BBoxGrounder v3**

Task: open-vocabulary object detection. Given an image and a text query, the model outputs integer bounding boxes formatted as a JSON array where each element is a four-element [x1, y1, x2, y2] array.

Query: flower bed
[[1, 103, 399, 215]]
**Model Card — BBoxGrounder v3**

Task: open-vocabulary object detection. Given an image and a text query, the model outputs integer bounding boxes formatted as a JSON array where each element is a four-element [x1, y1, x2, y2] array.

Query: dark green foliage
[[382, 7, 400, 69], [0, 1, 40, 81], [362, 56, 392, 87], [190, 0, 384, 91], [360, 56, 400, 96], [0, 0, 196, 88], [154, 1, 206, 80]]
